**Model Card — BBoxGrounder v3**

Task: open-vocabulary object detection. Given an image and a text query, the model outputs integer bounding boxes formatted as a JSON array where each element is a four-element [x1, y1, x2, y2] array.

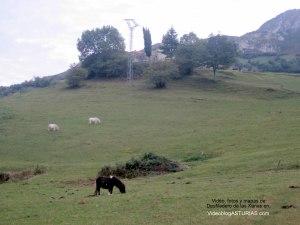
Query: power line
[[124, 19, 138, 81]]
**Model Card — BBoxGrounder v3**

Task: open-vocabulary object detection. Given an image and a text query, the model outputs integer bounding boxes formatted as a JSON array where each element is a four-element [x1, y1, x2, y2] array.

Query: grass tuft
[[33, 164, 47, 175], [0, 107, 14, 121], [183, 152, 210, 162]]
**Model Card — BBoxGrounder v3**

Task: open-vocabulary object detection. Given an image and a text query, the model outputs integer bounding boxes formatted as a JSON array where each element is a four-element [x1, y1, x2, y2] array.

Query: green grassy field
[[0, 71, 299, 225]]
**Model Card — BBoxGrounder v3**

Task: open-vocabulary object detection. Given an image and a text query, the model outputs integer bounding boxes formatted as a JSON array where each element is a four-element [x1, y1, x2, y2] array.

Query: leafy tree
[[81, 51, 128, 79], [206, 35, 237, 79], [66, 64, 88, 88], [175, 33, 206, 76], [179, 32, 200, 45], [160, 27, 179, 58], [77, 25, 128, 79], [143, 27, 152, 58], [77, 26, 125, 61]]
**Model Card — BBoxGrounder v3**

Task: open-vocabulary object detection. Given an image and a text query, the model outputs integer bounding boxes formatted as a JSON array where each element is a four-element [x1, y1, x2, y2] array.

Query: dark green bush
[[98, 152, 183, 179], [82, 51, 127, 79], [145, 61, 179, 88], [133, 61, 149, 77], [148, 74, 168, 88], [66, 65, 88, 88], [0, 172, 10, 183]]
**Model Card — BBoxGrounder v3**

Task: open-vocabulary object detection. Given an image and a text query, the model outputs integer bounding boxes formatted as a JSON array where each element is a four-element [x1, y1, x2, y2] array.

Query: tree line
[[66, 25, 237, 89]]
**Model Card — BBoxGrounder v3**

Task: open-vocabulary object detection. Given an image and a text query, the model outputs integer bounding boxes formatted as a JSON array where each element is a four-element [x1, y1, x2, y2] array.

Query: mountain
[[133, 9, 300, 60], [236, 9, 300, 56]]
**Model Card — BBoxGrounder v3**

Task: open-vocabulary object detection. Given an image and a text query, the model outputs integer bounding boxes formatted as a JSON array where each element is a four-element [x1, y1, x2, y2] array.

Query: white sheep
[[48, 123, 60, 131], [88, 117, 101, 125]]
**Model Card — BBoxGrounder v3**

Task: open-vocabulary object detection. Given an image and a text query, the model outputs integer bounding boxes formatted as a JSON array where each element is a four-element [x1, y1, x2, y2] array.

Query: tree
[[77, 26, 125, 61], [66, 64, 88, 88], [175, 33, 206, 76], [179, 32, 200, 45], [82, 51, 128, 79], [143, 27, 152, 58], [206, 35, 237, 79], [160, 27, 179, 58]]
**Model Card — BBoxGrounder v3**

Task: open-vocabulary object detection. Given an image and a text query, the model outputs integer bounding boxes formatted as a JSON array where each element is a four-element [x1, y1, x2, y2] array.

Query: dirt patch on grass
[[0, 165, 46, 184], [272, 161, 300, 171], [62, 178, 95, 187]]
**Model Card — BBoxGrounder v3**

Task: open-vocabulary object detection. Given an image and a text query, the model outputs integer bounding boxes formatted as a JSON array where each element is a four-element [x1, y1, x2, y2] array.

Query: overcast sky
[[0, 0, 299, 86]]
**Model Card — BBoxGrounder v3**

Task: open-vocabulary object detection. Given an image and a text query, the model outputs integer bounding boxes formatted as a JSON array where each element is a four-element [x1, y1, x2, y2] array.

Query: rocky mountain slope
[[236, 9, 300, 56]]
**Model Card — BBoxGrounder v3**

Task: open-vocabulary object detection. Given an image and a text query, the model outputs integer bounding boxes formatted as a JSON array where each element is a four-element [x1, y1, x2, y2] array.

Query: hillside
[[235, 9, 300, 55], [0, 71, 299, 225]]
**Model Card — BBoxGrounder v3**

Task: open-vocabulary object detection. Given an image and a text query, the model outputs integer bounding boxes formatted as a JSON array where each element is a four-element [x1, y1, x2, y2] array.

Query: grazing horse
[[94, 176, 126, 195]]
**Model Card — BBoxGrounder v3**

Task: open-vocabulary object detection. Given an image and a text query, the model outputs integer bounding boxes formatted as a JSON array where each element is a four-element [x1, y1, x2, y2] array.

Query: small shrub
[[66, 64, 88, 88], [148, 74, 168, 88], [98, 152, 183, 179], [99, 165, 114, 177], [0, 172, 10, 183], [144, 61, 179, 88], [33, 165, 46, 175]]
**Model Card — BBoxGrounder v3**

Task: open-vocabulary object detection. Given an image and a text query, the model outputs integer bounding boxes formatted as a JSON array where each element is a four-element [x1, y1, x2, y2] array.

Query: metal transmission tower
[[124, 19, 138, 81]]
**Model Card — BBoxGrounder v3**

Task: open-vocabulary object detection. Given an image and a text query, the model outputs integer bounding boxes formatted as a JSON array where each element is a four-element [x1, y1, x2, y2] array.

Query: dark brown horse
[[94, 176, 126, 195]]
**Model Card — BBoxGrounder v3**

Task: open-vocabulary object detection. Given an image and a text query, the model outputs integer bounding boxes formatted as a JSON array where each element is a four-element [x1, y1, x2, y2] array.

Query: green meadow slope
[[0, 71, 299, 225]]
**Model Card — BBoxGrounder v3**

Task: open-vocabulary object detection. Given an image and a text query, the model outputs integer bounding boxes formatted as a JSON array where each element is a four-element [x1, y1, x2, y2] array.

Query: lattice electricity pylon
[[124, 19, 139, 81]]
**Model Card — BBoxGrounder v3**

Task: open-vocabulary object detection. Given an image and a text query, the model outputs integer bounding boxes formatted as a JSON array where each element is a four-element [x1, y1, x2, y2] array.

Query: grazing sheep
[[48, 123, 60, 131], [89, 117, 101, 125]]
